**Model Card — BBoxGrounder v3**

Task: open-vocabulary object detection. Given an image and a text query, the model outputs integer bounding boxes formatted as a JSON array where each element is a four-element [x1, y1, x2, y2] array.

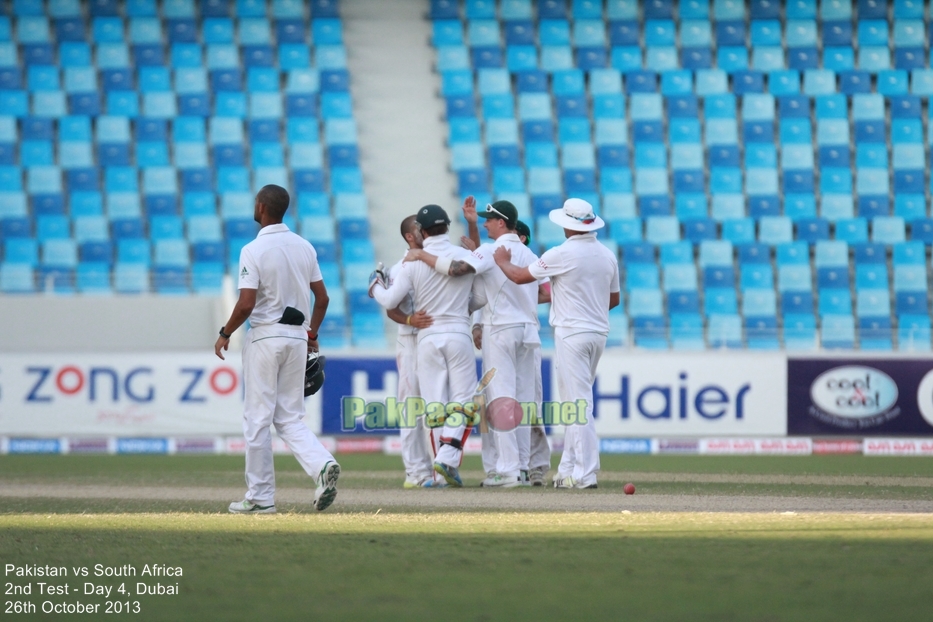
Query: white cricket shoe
[[529, 466, 547, 487], [228, 499, 276, 514], [481, 474, 521, 488], [313, 461, 340, 511]]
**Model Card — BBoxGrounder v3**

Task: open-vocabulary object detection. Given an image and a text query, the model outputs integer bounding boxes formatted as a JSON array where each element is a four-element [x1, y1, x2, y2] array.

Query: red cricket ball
[[623, 483, 636, 495]]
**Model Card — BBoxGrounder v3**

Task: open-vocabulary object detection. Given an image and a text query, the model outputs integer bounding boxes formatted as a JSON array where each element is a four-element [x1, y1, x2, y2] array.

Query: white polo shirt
[[238, 223, 322, 331], [388, 254, 416, 337], [373, 234, 487, 336], [527, 232, 620, 334], [472, 233, 540, 327]]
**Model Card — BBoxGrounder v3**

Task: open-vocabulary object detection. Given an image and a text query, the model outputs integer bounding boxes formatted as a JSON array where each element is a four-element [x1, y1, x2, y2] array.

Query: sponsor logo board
[[599, 438, 652, 454], [863, 438, 933, 456], [812, 439, 863, 455], [593, 353, 786, 437], [656, 439, 700, 454], [788, 358, 933, 436], [700, 438, 811, 455], [8, 438, 60, 454], [335, 438, 383, 454], [66, 438, 110, 453]]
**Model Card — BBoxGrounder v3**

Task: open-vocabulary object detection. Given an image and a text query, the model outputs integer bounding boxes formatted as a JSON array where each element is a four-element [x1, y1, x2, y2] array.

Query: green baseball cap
[[415, 204, 451, 229], [477, 200, 518, 228], [515, 220, 531, 246]]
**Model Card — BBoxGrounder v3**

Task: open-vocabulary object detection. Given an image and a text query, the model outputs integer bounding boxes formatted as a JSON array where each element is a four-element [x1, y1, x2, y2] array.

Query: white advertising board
[[0, 353, 322, 436], [590, 352, 787, 437]]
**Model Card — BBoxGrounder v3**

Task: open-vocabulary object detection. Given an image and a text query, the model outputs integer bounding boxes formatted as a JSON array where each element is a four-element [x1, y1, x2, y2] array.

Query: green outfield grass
[[4, 452, 933, 482], [2, 454, 932, 620], [1, 454, 932, 502], [2, 512, 933, 621]]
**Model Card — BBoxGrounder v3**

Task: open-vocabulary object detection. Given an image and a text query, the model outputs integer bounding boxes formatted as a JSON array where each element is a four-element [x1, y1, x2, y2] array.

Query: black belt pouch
[[279, 306, 305, 326]]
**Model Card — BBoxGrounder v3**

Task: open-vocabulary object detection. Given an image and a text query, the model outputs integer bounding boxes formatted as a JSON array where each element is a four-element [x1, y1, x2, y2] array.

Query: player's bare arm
[[448, 259, 476, 276], [609, 291, 621, 310], [215, 287, 257, 359], [471, 324, 482, 349], [493, 247, 535, 284], [308, 279, 329, 352], [538, 283, 551, 304], [386, 307, 433, 329], [461, 195, 481, 248]]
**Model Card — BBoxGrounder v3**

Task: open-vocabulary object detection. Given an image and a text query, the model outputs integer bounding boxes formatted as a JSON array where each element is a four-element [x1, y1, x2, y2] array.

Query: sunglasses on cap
[[484, 204, 511, 220]]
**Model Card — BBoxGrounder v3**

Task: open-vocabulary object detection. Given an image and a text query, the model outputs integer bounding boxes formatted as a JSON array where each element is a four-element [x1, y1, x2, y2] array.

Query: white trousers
[[527, 346, 551, 471], [418, 327, 477, 467], [554, 330, 605, 487], [397, 334, 433, 480], [479, 324, 539, 478], [481, 328, 551, 475], [242, 324, 335, 506]]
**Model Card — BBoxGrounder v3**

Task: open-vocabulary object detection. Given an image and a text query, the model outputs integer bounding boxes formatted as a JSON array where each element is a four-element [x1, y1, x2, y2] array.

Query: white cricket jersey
[[473, 233, 539, 327], [527, 232, 620, 334], [388, 256, 416, 337], [373, 234, 486, 336], [238, 223, 323, 331]]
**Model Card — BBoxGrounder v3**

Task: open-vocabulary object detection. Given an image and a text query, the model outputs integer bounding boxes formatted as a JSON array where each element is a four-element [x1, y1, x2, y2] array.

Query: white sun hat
[[548, 198, 605, 232]]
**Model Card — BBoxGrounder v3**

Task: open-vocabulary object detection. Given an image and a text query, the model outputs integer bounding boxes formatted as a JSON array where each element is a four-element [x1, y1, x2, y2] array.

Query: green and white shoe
[[553, 475, 577, 489], [481, 474, 521, 488], [313, 461, 340, 511], [228, 499, 276, 514]]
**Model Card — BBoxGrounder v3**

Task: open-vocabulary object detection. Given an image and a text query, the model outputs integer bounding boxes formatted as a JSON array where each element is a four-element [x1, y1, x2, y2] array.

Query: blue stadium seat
[[858, 315, 893, 351], [821, 314, 856, 349], [898, 314, 932, 351]]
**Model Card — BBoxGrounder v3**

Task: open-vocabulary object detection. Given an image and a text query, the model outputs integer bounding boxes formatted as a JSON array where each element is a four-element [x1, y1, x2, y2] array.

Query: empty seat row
[[2, 16, 344, 45], [4, 0, 339, 20], [431, 0, 926, 22]]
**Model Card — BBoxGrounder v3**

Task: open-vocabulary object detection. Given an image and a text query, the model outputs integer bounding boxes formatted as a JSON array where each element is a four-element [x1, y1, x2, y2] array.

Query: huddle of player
[[369, 196, 620, 490]]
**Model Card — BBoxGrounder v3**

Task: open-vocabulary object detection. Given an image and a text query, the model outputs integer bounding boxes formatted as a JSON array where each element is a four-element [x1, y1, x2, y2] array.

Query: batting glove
[[367, 262, 387, 298]]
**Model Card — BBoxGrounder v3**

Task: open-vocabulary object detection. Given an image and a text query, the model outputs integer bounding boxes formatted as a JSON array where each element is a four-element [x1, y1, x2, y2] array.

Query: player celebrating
[[514, 219, 552, 486], [463, 215, 552, 486], [369, 204, 489, 487], [494, 198, 620, 490], [384, 215, 441, 488], [451, 199, 545, 487], [216, 184, 340, 513]]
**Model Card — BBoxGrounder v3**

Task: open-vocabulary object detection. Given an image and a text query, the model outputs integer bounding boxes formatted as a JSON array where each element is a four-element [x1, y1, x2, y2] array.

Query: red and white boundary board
[[863, 438, 933, 456], [699, 438, 813, 455]]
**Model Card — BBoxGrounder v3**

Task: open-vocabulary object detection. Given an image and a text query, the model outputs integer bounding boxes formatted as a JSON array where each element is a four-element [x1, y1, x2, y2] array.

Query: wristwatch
[[219, 327, 232, 339]]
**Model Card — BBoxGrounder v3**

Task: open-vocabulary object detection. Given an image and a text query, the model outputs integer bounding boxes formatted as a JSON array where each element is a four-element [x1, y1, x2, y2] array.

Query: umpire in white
[[495, 198, 620, 489], [215, 184, 340, 513]]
